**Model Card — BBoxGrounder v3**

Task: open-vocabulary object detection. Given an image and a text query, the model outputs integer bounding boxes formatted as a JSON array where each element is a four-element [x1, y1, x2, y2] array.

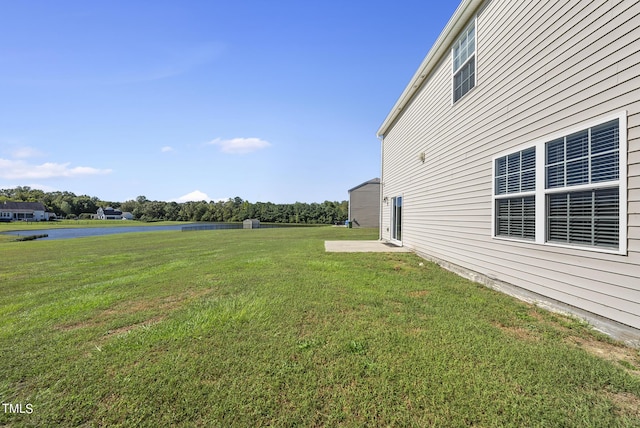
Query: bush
[[14, 234, 48, 241]]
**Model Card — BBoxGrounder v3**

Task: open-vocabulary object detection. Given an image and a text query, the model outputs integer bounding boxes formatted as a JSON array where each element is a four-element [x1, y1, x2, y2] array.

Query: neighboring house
[[0, 201, 50, 221], [121, 212, 134, 220], [348, 178, 381, 228], [377, 0, 640, 342], [97, 207, 123, 220]]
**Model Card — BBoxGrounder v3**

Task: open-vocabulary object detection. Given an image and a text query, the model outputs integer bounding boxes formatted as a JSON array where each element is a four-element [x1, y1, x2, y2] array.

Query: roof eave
[[376, 0, 485, 138], [348, 178, 381, 193]]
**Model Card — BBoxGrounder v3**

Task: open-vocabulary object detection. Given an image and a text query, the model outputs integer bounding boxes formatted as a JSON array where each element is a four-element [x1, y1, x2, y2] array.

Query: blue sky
[[0, 0, 460, 203]]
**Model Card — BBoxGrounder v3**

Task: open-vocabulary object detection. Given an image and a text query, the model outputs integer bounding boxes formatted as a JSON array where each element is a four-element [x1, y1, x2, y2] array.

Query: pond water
[[2, 223, 241, 241]]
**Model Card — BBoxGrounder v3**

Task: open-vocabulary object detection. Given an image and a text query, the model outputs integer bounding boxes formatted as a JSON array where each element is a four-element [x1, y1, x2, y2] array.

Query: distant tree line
[[0, 187, 349, 224]]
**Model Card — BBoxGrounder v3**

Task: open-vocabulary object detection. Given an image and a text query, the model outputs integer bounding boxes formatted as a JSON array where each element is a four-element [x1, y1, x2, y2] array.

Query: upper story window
[[452, 21, 476, 103]]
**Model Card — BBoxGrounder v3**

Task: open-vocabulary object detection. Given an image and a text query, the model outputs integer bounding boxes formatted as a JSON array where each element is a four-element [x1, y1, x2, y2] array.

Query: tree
[[119, 200, 138, 214], [74, 195, 99, 215], [164, 202, 180, 220], [60, 201, 73, 216], [0, 186, 350, 224]]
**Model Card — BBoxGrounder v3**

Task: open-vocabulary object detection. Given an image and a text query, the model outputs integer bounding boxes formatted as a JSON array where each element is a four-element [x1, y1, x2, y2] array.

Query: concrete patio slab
[[324, 240, 411, 253]]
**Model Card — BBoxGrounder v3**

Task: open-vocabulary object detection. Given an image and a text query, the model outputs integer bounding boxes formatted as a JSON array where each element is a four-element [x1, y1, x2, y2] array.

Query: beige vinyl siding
[[630, 109, 640, 246], [349, 182, 380, 228], [380, 0, 640, 330]]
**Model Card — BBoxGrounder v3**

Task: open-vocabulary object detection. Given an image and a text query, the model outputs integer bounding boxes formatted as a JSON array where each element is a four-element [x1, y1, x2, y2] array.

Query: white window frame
[[492, 111, 627, 255], [390, 195, 403, 244], [494, 146, 537, 240], [452, 18, 477, 104]]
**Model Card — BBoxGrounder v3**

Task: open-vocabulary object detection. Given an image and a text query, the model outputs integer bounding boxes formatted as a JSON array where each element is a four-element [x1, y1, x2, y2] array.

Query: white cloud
[[161, 146, 174, 153], [208, 137, 271, 155], [11, 146, 45, 159], [0, 158, 112, 179], [171, 190, 212, 203]]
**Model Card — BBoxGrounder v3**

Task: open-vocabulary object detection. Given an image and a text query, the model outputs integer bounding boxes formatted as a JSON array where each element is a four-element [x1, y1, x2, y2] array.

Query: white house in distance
[[97, 207, 123, 220], [0, 201, 51, 221], [377, 0, 640, 343], [96, 207, 134, 220], [348, 178, 381, 228]]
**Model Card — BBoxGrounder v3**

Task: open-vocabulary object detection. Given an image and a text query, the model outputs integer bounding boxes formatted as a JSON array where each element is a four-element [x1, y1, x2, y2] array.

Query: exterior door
[[391, 196, 402, 243]]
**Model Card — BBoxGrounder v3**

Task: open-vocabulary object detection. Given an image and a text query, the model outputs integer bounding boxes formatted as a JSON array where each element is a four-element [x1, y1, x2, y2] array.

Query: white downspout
[[377, 134, 384, 241]]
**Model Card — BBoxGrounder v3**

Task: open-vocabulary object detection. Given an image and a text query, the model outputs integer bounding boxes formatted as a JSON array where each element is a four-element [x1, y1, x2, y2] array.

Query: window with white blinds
[[494, 147, 536, 240], [545, 119, 620, 249], [545, 120, 619, 188], [492, 114, 626, 254], [496, 196, 535, 239], [547, 189, 619, 248], [495, 147, 536, 195]]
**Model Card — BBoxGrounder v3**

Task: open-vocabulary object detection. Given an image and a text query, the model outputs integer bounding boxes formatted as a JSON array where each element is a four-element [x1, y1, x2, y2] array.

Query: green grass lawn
[[1, 227, 639, 427]]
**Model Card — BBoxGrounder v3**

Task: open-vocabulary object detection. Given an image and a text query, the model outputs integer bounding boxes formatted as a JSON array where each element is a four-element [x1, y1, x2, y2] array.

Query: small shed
[[243, 219, 260, 229], [348, 178, 380, 228]]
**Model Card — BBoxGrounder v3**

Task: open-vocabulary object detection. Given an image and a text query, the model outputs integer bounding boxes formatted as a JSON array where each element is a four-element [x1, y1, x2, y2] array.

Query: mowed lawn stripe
[[1, 227, 639, 427]]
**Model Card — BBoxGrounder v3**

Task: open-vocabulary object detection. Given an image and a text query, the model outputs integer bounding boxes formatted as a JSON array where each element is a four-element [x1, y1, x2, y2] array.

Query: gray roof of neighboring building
[[101, 208, 122, 216], [348, 178, 381, 193], [1, 201, 46, 211]]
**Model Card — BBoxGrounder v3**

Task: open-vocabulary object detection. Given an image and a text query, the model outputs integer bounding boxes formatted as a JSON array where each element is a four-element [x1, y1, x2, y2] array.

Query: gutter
[[376, 0, 485, 137], [378, 135, 384, 241]]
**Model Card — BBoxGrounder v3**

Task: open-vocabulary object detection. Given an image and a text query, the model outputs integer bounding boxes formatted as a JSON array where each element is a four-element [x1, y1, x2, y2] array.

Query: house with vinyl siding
[[96, 207, 123, 220], [0, 201, 49, 221], [348, 178, 381, 228], [377, 0, 640, 344]]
